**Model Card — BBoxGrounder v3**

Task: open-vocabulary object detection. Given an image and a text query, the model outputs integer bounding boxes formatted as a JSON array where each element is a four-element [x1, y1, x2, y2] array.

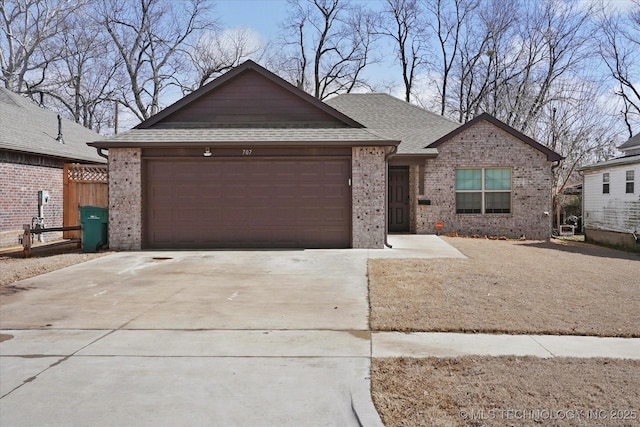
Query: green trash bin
[[79, 206, 108, 253]]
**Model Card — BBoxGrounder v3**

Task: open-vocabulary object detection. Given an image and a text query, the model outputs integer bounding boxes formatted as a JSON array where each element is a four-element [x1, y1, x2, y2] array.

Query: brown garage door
[[144, 158, 351, 248]]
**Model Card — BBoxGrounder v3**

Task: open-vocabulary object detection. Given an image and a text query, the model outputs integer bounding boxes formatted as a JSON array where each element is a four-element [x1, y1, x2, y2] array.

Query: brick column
[[108, 148, 142, 250], [352, 147, 386, 248]]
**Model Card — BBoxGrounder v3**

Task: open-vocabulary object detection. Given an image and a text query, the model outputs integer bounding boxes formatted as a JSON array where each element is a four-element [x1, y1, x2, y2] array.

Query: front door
[[389, 167, 410, 232]]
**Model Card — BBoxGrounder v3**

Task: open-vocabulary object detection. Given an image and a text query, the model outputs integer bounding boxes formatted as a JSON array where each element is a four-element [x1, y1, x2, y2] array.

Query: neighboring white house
[[580, 134, 640, 250]]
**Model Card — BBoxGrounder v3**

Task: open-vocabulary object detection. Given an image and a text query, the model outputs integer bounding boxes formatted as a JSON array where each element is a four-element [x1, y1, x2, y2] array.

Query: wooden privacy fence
[[63, 164, 108, 239]]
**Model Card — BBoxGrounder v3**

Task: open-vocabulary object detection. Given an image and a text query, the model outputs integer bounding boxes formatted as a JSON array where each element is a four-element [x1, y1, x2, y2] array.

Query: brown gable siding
[[135, 61, 363, 130], [155, 71, 348, 128]]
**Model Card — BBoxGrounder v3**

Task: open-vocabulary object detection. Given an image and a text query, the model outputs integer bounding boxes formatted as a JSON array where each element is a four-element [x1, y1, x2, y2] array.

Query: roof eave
[[88, 139, 400, 149], [578, 155, 640, 172], [618, 134, 640, 150], [1, 146, 106, 164], [388, 152, 438, 165]]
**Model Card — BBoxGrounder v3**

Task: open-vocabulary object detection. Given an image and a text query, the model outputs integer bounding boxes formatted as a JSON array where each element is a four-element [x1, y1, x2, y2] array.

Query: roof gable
[[428, 113, 563, 162], [136, 60, 362, 129]]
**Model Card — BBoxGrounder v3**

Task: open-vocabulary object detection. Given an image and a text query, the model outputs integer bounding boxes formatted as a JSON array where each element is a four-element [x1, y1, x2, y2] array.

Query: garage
[[144, 153, 351, 249], [90, 60, 397, 250]]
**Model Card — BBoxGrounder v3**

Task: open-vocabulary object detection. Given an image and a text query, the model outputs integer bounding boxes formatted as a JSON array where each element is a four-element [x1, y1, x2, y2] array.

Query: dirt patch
[[372, 357, 640, 427], [369, 237, 640, 337], [0, 249, 110, 291]]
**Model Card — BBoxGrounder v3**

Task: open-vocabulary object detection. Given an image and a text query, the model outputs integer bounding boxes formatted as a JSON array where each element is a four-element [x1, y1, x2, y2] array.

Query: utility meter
[[38, 190, 50, 205]]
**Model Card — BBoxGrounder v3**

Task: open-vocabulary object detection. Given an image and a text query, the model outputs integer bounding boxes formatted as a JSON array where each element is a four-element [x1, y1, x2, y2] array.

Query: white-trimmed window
[[626, 170, 635, 194], [455, 168, 511, 214], [603, 173, 610, 194]]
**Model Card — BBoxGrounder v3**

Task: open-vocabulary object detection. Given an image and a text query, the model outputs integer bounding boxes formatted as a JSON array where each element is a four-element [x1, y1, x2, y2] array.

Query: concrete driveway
[[0, 236, 464, 426]]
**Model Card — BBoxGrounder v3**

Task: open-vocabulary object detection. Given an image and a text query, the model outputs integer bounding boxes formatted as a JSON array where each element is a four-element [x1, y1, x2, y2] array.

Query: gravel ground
[[0, 248, 109, 290], [369, 237, 640, 337]]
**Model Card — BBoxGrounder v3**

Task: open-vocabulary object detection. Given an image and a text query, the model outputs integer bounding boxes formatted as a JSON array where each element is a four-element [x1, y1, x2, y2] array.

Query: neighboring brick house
[[90, 61, 561, 250], [579, 135, 639, 250], [0, 88, 105, 248]]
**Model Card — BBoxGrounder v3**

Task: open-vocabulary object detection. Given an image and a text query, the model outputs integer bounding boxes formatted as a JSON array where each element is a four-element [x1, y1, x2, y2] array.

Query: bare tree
[[599, 1, 640, 137], [185, 27, 263, 91], [377, 0, 429, 102], [95, 0, 214, 122], [440, 0, 595, 133], [538, 83, 619, 231], [44, 12, 121, 131], [342, 4, 379, 93], [277, 0, 378, 100], [442, 0, 519, 122], [0, 0, 86, 95], [505, 0, 595, 134], [425, 0, 476, 116]]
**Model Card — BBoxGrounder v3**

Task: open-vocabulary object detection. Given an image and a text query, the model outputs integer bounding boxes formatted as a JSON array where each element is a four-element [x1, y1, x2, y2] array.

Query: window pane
[[627, 182, 635, 194], [627, 170, 635, 181], [455, 169, 481, 190], [603, 183, 610, 194], [603, 173, 609, 183], [485, 168, 511, 190], [485, 192, 511, 213], [456, 192, 481, 213]]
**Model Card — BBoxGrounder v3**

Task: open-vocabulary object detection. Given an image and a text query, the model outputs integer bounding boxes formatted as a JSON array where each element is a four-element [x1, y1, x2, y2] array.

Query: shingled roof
[[618, 134, 640, 152], [325, 93, 460, 155], [0, 88, 105, 163]]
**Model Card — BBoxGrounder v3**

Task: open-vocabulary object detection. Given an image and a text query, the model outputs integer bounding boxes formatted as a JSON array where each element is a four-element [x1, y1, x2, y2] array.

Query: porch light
[[203, 147, 212, 157]]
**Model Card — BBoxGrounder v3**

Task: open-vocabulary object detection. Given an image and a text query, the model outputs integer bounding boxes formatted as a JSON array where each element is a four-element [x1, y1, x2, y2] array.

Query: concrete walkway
[[373, 332, 640, 359]]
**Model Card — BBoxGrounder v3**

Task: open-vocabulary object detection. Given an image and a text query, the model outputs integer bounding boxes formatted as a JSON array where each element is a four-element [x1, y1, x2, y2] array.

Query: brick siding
[[108, 148, 142, 250], [352, 146, 386, 248], [0, 159, 64, 247], [417, 122, 554, 240]]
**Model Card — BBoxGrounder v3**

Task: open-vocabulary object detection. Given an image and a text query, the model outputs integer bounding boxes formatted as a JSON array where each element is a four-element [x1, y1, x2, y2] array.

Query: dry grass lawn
[[370, 238, 639, 427], [369, 237, 640, 337], [372, 357, 640, 427]]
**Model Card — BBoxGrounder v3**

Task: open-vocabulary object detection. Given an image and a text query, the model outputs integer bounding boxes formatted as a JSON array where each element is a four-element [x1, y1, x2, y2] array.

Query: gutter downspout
[[96, 148, 109, 160], [384, 145, 398, 248], [551, 160, 562, 237], [578, 169, 584, 236]]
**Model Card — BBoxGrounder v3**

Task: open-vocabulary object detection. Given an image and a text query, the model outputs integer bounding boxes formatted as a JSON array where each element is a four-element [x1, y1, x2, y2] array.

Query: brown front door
[[389, 167, 410, 232]]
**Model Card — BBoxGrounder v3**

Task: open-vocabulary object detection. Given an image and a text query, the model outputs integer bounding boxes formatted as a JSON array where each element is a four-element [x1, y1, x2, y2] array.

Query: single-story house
[[89, 60, 562, 250], [0, 88, 106, 248], [579, 135, 640, 250]]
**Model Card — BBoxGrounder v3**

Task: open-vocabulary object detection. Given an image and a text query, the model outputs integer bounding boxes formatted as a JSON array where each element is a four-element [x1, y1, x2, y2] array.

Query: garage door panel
[[150, 208, 173, 223], [174, 207, 201, 223], [145, 158, 351, 248]]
